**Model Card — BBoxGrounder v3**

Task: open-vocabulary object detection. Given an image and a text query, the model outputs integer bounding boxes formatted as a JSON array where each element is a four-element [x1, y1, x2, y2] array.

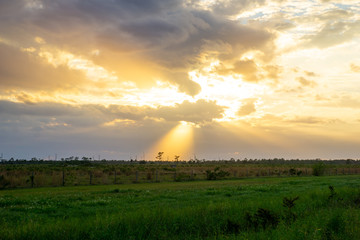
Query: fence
[[1, 166, 360, 189]]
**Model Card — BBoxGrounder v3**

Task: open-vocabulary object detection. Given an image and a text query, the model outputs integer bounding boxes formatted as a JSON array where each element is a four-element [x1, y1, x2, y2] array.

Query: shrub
[[289, 168, 297, 176], [0, 175, 10, 189], [282, 196, 299, 222], [206, 167, 230, 180], [312, 162, 326, 176], [225, 219, 240, 233], [245, 208, 280, 230]]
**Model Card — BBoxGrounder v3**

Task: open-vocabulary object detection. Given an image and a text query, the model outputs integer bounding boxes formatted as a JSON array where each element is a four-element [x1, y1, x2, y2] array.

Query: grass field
[[1, 175, 360, 239]]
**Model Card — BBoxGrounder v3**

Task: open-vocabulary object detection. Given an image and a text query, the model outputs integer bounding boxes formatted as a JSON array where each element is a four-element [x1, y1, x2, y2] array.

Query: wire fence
[[1, 166, 360, 189]]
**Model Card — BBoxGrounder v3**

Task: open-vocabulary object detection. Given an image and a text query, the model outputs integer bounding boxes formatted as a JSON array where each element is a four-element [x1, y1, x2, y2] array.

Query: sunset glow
[[147, 121, 194, 161], [1, 0, 360, 160]]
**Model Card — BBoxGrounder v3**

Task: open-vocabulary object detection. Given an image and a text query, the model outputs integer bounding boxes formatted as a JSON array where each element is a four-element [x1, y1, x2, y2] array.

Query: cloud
[[296, 77, 317, 87], [350, 63, 360, 73], [264, 65, 282, 81], [210, 0, 266, 16], [15, 92, 37, 105], [215, 59, 260, 82], [155, 99, 225, 123], [0, 99, 225, 127], [302, 21, 360, 49], [304, 71, 317, 77], [0, 0, 275, 96], [287, 116, 327, 125], [237, 98, 257, 116], [0, 43, 87, 92]]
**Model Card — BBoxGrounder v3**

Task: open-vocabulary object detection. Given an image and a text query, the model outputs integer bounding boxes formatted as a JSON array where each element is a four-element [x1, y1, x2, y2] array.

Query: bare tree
[[156, 152, 164, 161]]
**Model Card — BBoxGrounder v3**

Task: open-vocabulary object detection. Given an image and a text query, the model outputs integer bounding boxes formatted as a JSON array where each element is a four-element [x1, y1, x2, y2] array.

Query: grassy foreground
[[1, 175, 360, 239]]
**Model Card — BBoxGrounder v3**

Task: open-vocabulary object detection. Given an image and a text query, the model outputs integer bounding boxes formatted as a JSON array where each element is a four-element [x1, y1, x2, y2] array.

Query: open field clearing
[[1, 175, 360, 239]]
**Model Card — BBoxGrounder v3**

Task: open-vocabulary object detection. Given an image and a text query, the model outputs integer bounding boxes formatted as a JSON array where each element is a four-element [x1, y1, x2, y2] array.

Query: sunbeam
[[147, 121, 194, 161]]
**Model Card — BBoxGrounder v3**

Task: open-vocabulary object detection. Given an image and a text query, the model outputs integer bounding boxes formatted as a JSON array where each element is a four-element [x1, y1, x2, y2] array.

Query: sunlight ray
[[147, 122, 194, 161]]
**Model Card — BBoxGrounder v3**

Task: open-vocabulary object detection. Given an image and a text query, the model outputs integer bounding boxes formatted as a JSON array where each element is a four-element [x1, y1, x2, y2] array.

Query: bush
[[282, 196, 299, 222], [0, 175, 10, 189], [312, 162, 326, 176], [206, 167, 230, 180], [245, 208, 280, 230]]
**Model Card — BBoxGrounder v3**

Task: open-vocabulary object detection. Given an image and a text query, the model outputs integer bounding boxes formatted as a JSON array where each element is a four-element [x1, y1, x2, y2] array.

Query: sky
[[1, 0, 360, 160]]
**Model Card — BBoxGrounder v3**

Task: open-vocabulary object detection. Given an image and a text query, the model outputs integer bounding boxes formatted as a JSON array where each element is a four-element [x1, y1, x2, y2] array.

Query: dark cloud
[[0, 43, 87, 92], [0, 0, 275, 96], [0, 99, 225, 126]]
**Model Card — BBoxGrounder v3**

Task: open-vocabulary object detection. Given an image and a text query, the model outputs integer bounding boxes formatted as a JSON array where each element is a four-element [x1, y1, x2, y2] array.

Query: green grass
[[1, 175, 360, 239]]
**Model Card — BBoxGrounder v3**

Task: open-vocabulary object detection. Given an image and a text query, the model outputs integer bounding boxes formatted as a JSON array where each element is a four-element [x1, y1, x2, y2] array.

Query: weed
[[328, 186, 336, 200], [322, 212, 345, 240], [225, 219, 240, 233], [245, 208, 280, 230], [282, 196, 299, 223], [282, 196, 299, 209], [328, 186, 343, 201]]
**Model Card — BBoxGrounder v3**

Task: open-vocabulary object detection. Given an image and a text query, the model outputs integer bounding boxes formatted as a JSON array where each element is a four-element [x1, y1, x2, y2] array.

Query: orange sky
[[1, 0, 360, 160]]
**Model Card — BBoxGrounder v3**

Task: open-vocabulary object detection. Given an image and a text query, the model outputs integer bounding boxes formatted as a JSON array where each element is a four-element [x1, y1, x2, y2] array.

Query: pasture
[[1, 175, 360, 239]]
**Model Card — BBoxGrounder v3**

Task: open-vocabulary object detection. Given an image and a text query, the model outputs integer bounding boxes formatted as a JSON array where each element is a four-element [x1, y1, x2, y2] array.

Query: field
[[1, 174, 360, 239]]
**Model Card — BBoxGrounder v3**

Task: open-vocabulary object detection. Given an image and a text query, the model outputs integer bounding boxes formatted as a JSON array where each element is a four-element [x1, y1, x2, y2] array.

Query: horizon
[[1, 0, 360, 160]]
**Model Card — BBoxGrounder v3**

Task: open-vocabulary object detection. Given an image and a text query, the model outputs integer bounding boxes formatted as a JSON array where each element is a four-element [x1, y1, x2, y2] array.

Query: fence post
[[268, 169, 270, 176], [30, 171, 34, 188], [89, 171, 92, 185], [136, 171, 139, 182], [62, 170, 65, 186], [246, 169, 249, 177], [233, 171, 237, 178]]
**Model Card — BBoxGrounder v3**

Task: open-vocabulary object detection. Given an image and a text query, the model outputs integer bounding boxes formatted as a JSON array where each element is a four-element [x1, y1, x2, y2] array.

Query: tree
[[174, 155, 180, 162], [156, 152, 164, 161]]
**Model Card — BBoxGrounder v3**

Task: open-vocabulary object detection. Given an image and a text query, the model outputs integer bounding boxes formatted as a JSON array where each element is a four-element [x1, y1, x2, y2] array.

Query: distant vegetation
[[1, 158, 360, 189]]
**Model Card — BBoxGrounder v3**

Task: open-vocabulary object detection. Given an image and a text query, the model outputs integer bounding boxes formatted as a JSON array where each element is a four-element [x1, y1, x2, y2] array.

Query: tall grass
[[0, 175, 360, 239]]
